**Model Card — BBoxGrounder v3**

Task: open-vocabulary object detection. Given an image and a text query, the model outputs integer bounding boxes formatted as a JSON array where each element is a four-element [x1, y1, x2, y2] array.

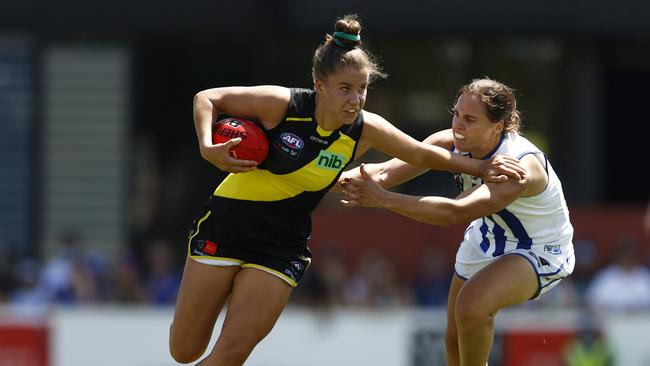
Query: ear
[[314, 79, 324, 93], [495, 120, 504, 135]]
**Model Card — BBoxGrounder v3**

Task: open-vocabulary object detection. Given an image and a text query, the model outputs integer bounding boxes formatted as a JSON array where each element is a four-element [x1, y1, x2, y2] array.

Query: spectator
[[109, 250, 146, 303], [343, 250, 409, 307], [585, 237, 650, 312], [563, 311, 613, 366], [411, 245, 452, 307], [143, 239, 181, 305]]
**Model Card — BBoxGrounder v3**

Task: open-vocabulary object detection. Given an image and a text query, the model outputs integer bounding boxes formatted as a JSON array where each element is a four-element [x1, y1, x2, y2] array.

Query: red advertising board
[[0, 323, 48, 366]]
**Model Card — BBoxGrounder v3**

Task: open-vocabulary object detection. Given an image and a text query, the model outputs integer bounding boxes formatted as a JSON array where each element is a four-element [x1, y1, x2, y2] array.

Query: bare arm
[[357, 111, 526, 182], [193, 85, 290, 172], [338, 129, 453, 190], [341, 155, 547, 226]]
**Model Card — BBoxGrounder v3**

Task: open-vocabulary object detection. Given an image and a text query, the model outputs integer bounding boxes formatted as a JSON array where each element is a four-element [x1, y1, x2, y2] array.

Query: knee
[[454, 296, 493, 330], [169, 326, 206, 364], [213, 335, 259, 364], [170, 344, 203, 364], [444, 327, 459, 352]]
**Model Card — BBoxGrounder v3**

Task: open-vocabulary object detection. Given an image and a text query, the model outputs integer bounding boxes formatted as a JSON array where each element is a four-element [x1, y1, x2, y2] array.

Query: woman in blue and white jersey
[[340, 78, 575, 366]]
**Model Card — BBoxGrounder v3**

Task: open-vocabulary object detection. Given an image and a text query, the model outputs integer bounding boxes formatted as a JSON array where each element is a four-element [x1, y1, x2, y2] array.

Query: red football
[[212, 117, 269, 164]]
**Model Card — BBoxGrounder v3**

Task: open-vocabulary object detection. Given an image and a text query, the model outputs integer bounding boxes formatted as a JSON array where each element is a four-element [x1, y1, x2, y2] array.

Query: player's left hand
[[480, 155, 527, 183], [340, 164, 388, 208]]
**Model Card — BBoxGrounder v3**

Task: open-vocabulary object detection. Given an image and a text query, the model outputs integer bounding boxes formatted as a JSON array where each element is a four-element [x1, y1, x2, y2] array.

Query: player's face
[[451, 93, 504, 159], [315, 67, 369, 125]]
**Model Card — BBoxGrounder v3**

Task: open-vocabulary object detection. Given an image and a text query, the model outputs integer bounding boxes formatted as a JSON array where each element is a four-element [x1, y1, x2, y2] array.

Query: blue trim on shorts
[[541, 277, 563, 290], [502, 252, 542, 300], [454, 269, 469, 281]]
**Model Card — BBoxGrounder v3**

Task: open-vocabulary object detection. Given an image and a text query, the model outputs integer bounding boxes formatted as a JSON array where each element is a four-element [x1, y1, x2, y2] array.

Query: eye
[[341, 86, 350, 92]]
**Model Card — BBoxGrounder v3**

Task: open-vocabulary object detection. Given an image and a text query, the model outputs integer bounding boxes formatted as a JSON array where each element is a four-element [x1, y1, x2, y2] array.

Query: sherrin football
[[212, 117, 269, 164]]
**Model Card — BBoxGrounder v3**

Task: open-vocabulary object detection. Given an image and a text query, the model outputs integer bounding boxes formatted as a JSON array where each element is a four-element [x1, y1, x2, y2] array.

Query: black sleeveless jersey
[[205, 88, 364, 252]]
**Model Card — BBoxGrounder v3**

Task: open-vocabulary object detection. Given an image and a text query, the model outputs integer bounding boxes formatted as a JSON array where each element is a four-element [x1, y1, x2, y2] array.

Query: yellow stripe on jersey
[[285, 117, 312, 122], [214, 131, 356, 201], [315, 125, 334, 137]]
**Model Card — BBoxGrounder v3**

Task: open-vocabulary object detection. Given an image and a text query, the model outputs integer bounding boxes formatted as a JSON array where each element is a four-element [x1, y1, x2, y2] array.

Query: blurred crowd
[[2, 228, 649, 318]]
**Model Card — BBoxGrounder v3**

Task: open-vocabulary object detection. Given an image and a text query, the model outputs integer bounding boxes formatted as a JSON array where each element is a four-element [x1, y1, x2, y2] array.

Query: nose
[[349, 92, 362, 107], [452, 115, 461, 128]]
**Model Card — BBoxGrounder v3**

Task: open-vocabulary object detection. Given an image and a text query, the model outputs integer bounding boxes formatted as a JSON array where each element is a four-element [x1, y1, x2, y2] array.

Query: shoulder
[[360, 110, 388, 125], [422, 129, 454, 150], [250, 85, 292, 104], [359, 110, 394, 135]]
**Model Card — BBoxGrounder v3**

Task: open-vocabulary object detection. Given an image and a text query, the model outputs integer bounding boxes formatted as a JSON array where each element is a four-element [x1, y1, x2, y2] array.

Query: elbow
[[193, 90, 208, 105], [437, 205, 465, 227]]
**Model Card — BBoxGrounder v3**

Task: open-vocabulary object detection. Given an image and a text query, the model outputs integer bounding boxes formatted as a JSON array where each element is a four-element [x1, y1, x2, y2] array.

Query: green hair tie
[[333, 38, 352, 48], [333, 31, 361, 42]]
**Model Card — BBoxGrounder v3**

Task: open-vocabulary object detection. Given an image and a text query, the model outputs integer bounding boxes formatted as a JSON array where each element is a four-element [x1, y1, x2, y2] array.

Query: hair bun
[[332, 31, 360, 48], [332, 15, 362, 48]]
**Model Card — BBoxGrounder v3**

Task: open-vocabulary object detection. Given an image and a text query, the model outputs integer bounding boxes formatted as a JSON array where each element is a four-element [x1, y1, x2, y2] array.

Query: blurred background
[[1, 0, 649, 365]]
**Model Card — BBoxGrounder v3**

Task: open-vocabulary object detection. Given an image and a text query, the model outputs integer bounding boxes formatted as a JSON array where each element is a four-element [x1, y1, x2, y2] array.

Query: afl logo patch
[[280, 133, 304, 149], [274, 133, 304, 159]]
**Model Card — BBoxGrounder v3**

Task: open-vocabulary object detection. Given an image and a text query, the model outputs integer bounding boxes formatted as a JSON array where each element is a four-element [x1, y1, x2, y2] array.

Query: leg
[[198, 267, 293, 366], [455, 255, 538, 366], [445, 274, 466, 366], [169, 258, 240, 364]]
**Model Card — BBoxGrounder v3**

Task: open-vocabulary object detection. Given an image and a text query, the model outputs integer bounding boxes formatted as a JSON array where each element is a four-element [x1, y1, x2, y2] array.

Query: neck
[[314, 95, 342, 131], [472, 133, 503, 160]]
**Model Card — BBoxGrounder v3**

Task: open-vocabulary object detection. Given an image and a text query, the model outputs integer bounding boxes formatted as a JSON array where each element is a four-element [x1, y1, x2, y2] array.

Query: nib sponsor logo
[[316, 150, 346, 171]]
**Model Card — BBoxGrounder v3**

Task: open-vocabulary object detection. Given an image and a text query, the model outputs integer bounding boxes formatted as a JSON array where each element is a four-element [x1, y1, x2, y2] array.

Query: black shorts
[[186, 205, 312, 287]]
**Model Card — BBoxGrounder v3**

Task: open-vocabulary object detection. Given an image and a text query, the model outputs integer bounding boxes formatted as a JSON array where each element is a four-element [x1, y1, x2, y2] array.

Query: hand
[[199, 138, 258, 173], [480, 155, 527, 183], [340, 164, 388, 208]]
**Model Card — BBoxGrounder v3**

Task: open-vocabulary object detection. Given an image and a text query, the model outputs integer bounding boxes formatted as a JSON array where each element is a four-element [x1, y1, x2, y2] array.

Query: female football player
[[169, 16, 526, 366], [340, 78, 575, 366]]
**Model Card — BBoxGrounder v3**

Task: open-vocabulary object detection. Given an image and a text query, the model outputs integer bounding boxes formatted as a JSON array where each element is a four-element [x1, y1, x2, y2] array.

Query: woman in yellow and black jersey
[[170, 14, 526, 366], [190, 88, 364, 288]]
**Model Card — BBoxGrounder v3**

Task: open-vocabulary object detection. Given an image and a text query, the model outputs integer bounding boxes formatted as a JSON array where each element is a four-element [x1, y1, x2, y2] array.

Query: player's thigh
[[446, 274, 466, 334], [457, 255, 538, 314], [218, 267, 293, 345], [171, 258, 240, 346]]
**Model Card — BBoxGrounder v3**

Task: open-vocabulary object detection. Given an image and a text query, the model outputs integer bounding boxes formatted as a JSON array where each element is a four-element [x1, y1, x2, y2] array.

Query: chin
[[341, 113, 357, 124]]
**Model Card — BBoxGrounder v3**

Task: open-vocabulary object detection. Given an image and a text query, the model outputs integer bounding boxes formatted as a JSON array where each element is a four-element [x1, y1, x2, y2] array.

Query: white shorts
[[455, 239, 575, 299]]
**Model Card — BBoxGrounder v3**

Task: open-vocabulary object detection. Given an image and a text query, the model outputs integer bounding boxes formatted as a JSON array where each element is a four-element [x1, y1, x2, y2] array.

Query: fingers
[[223, 137, 242, 147], [223, 157, 257, 173], [500, 166, 522, 181], [490, 155, 527, 181], [359, 163, 371, 179], [484, 174, 508, 183]]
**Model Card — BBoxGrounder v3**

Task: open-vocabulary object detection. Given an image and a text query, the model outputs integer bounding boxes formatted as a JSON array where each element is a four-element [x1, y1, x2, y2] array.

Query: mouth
[[453, 131, 466, 140]]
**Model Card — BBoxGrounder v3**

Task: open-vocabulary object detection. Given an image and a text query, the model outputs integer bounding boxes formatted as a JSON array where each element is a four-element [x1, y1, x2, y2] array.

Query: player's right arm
[[340, 129, 454, 189], [193, 86, 290, 172]]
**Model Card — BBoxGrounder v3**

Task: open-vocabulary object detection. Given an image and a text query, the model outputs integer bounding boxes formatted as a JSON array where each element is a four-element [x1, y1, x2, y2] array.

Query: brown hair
[[456, 78, 521, 133], [312, 14, 386, 83]]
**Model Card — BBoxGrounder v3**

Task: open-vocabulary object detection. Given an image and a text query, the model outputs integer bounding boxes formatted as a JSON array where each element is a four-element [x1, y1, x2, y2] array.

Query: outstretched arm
[[357, 112, 526, 183], [339, 130, 453, 190], [341, 154, 546, 226]]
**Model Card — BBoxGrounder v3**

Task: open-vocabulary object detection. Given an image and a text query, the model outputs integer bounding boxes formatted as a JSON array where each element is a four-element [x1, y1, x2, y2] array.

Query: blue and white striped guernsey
[[453, 131, 574, 271]]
